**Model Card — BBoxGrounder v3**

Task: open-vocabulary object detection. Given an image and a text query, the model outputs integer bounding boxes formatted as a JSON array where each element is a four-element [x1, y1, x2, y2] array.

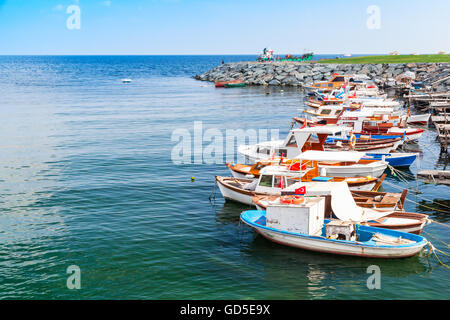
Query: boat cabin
[[254, 166, 311, 195], [239, 126, 353, 163], [311, 74, 348, 90], [279, 126, 351, 157]]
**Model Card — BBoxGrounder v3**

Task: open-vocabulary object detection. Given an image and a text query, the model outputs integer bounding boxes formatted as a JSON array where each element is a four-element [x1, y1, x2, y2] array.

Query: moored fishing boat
[[407, 113, 431, 125], [325, 136, 403, 153], [215, 166, 310, 206], [241, 210, 428, 258], [362, 152, 418, 167], [224, 82, 246, 88], [295, 150, 388, 178], [215, 79, 244, 87], [238, 125, 353, 163], [244, 182, 428, 254], [237, 125, 395, 163], [216, 164, 388, 206], [385, 127, 424, 142], [225, 162, 384, 191]]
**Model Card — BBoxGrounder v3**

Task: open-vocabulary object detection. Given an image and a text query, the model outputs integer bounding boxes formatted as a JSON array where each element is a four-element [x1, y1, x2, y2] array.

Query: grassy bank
[[317, 54, 450, 64]]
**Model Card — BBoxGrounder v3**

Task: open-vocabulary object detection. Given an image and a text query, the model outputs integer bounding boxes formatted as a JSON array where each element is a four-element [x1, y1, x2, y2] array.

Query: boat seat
[[311, 176, 333, 182]]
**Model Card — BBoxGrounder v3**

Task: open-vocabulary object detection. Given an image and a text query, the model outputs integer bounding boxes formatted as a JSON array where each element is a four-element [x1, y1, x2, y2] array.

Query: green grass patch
[[317, 54, 450, 64]]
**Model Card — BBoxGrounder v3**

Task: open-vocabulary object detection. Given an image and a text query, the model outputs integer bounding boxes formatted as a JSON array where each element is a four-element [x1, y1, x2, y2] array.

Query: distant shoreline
[[317, 54, 450, 64]]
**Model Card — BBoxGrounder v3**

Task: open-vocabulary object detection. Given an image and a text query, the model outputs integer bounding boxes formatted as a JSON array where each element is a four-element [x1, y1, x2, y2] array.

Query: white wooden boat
[[225, 161, 384, 191], [295, 150, 388, 178], [216, 166, 310, 206], [216, 164, 387, 205], [238, 126, 352, 163], [386, 127, 423, 142], [407, 113, 431, 125], [241, 182, 428, 257]]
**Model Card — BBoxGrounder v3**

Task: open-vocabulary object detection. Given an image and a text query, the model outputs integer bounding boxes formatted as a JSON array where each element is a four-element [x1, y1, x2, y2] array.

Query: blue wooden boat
[[241, 210, 428, 258], [362, 153, 417, 167]]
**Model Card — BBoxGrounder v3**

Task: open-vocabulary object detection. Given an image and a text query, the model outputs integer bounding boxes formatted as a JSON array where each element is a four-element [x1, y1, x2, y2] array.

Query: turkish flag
[[295, 186, 306, 195]]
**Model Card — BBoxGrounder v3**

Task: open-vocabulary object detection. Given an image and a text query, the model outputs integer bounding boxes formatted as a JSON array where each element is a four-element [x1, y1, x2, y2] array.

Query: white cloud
[[53, 4, 64, 11]]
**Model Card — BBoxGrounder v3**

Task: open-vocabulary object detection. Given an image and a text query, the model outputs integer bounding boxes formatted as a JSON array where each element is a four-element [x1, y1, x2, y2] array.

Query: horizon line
[[1, 53, 438, 57]]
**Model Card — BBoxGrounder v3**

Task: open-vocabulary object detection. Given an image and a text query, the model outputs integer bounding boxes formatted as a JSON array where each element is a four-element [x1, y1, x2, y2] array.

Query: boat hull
[[318, 162, 387, 178], [254, 228, 424, 258], [216, 177, 254, 205], [407, 114, 431, 125], [386, 128, 424, 142], [363, 153, 417, 167]]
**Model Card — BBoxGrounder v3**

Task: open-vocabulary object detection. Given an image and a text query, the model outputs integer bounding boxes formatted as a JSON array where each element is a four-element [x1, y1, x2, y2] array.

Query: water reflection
[[213, 200, 251, 225], [0, 95, 66, 244]]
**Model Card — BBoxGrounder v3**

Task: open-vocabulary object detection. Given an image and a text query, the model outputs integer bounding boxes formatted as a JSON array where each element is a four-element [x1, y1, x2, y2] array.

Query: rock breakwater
[[195, 62, 450, 91]]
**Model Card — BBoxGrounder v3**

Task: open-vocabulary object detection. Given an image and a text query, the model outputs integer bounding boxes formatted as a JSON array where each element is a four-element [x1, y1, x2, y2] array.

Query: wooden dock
[[408, 90, 450, 152], [418, 170, 450, 186], [431, 106, 450, 152]]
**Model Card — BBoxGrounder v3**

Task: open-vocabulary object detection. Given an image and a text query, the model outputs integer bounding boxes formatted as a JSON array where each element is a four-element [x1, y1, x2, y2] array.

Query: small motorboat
[[215, 166, 310, 206], [296, 150, 388, 178], [362, 153, 418, 167], [216, 164, 388, 206], [407, 113, 431, 125], [215, 80, 244, 88], [385, 128, 424, 142], [241, 210, 428, 258], [242, 181, 428, 257], [325, 136, 402, 153], [121, 78, 132, 83], [225, 162, 385, 191]]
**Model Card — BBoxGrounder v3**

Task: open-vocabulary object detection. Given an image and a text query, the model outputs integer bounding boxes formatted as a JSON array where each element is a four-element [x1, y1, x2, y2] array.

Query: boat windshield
[[259, 175, 273, 187]]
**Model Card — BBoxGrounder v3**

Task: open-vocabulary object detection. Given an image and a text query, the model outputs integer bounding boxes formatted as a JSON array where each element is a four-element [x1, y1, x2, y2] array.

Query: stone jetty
[[195, 62, 450, 91]]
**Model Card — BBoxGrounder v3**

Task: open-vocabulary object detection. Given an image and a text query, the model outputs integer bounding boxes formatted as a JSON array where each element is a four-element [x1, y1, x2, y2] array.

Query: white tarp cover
[[329, 182, 392, 222], [287, 182, 392, 222], [295, 150, 364, 162]]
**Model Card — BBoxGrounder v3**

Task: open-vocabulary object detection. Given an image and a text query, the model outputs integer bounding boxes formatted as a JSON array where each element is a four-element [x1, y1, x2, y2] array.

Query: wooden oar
[[371, 173, 386, 192]]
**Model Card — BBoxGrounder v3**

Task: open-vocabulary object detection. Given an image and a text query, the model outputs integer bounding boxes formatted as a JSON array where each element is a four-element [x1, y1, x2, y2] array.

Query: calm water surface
[[0, 55, 449, 299]]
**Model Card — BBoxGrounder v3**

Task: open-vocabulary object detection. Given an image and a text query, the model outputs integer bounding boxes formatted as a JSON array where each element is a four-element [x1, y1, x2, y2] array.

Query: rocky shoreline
[[195, 62, 450, 91]]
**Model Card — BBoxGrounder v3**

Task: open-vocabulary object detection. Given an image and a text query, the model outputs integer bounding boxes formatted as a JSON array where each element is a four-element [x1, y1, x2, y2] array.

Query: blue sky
[[0, 0, 448, 55]]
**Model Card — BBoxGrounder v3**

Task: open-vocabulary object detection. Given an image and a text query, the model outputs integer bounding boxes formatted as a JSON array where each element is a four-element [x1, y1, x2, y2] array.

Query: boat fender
[[349, 134, 357, 149]]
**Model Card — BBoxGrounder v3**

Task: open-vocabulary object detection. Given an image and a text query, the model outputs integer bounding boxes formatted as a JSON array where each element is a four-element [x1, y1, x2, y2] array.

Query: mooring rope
[[209, 180, 217, 201], [423, 230, 450, 248], [381, 177, 450, 213], [427, 243, 450, 269], [404, 197, 450, 214], [428, 219, 450, 229], [383, 178, 421, 195]]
